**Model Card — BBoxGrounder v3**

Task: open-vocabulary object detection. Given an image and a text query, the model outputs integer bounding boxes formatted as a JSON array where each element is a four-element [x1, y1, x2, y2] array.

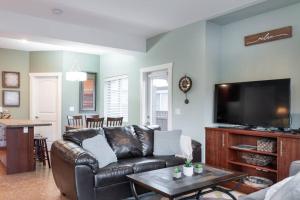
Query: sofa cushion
[[151, 155, 186, 167], [117, 158, 166, 173], [104, 126, 143, 159], [82, 134, 117, 168], [94, 162, 134, 188], [131, 158, 166, 173], [133, 125, 154, 156], [63, 128, 103, 146]]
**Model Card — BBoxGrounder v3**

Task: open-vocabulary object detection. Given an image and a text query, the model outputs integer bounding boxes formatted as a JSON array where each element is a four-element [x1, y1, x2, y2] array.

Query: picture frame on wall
[[79, 72, 96, 112], [2, 71, 20, 88], [3, 90, 20, 107]]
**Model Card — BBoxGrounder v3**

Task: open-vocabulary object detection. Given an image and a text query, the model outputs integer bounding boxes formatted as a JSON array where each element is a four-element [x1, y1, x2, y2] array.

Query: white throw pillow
[[264, 176, 293, 200], [82, 134, 117, 168], [153, 130, 182, 156], [175, 135, 193, 160]]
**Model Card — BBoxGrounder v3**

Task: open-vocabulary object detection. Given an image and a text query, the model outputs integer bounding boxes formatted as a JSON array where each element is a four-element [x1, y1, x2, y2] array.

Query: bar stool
[[34, 136, 51, 168]]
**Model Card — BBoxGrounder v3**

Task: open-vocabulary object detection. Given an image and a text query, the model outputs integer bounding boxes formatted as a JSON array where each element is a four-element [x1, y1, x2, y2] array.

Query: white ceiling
[[0, 0, 265, 53]]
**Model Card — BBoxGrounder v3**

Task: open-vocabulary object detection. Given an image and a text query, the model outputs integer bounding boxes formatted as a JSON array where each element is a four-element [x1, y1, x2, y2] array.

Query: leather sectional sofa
[[51, 125, 202, 200]]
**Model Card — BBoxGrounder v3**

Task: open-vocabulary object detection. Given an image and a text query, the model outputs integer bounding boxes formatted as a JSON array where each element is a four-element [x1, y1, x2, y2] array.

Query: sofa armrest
[[289, 160, 300, 176], [51, 140, 99, 171], [51, 140, 98, 200], [192, 140, 202, 162]]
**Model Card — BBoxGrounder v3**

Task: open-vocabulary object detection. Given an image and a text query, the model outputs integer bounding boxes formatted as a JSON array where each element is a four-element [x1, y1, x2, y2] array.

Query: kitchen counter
[[0, 119, 51, 128], [0, 119, 51, 174]]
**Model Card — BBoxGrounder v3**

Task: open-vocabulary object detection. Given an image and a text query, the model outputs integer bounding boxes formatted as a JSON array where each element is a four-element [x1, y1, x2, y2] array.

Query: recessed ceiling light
[[52, 8, 63, 15]]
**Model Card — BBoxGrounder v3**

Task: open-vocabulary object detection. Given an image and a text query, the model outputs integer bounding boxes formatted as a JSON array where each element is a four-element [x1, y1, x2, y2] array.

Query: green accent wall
[[62, 51, 100, 127], [0, 48, 29, 119], [100, 21, 209, 149]]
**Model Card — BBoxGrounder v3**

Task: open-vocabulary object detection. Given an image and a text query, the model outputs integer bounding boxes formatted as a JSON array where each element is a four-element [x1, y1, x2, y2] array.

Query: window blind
[[104, 75, 128, 122]]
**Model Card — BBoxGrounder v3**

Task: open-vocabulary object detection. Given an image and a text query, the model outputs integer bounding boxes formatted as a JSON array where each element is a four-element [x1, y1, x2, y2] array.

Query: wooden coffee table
[[127, 165, 246, 200]]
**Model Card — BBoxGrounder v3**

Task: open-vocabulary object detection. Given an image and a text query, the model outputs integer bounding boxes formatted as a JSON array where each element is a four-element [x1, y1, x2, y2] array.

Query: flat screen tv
[[214, 79, 290, 128]]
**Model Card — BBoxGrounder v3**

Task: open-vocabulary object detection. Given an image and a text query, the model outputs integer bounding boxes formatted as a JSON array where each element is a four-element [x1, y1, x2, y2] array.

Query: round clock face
[[179, 76, 192, 93]]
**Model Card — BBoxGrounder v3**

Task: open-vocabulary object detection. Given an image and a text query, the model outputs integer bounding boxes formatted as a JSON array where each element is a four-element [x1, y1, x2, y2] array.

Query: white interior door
[[30, 73, 62, 147]]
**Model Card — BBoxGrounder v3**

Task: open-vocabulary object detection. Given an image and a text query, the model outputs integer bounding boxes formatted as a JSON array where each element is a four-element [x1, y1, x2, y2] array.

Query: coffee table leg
[[130, 181, 139, 200]]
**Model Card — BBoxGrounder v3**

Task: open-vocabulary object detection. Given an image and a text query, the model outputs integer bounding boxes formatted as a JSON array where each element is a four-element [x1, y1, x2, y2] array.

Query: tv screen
[[214, 79, 290, 128]]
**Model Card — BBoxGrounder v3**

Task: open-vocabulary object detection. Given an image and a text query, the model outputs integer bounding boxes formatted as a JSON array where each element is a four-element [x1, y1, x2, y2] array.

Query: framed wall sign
[[3, 90, 20, 107], [2, 71, 20, 88], [245, 26, 292, 46], [79, 72, 96, 112]]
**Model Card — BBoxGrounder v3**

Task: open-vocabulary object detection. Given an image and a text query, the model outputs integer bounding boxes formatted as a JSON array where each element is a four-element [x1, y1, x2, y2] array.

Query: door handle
[[35, 116, 39, 119], [280, 140, 283, 156], [222, 134, 225, 147]]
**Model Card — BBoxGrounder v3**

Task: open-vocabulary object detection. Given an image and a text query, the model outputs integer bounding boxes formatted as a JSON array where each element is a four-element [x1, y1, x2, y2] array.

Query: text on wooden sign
[[245, 26, 292, 46]]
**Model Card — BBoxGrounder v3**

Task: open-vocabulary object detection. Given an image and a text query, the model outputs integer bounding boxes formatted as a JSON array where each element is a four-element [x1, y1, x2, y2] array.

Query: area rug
[[125, 191, 239, 200]]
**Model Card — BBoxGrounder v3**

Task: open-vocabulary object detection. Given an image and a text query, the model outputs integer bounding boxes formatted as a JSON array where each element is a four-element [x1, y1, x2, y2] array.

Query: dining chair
[[67, 115, 84, 126], [85, 114, 99, 119], [86, 117, 104, 128], [106, 117, 123, 127]]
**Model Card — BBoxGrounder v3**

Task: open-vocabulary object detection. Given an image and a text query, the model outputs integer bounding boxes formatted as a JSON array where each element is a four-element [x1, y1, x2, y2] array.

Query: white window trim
[[140, 63, 173, 130], [104, 75, 129, 122]]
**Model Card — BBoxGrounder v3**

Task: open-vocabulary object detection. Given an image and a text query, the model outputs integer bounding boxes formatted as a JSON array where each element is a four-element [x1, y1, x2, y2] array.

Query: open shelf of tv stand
[[228, 161, 278, 173], [205, 127, 300, 194], [228, 146, 278, 157]]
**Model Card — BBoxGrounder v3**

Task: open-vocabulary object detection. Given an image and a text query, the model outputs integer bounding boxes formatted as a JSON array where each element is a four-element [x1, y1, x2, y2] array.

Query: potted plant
[[173, 167, 182, 179], [183, 160, 193, 176], [194, 163, 203, 174]]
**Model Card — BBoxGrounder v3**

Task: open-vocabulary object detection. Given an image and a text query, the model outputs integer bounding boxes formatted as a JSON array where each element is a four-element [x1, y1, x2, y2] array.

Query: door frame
[[29, 72, 62, 140], [140, 63, 173, 130]]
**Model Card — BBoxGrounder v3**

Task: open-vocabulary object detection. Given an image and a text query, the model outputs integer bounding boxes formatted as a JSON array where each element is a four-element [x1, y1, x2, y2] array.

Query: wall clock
[[179, 75, 192, 104]]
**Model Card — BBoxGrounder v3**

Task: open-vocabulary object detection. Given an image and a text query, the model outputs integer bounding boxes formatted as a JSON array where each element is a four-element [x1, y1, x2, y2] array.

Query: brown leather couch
[[51, 126, 202, 200]]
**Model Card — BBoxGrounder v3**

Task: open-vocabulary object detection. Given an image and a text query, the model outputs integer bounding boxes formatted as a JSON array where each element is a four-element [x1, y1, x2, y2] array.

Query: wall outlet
[[69, 106, 75, 112], [23, 127, 28, 134]]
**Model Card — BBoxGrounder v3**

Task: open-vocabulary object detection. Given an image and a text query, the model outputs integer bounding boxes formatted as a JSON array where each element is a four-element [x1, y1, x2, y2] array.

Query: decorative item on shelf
[[244, 26, 292, 46], [232, 144, 257, 150], [194, 163, 203, 174], [3, 90, 20, 107], [79, 72, 96, 112], [179, 75, 192, 104], [257, 138, 276, 153], [241, 153, 274, 167], [173, 167, 182, 179], [183, 159, 193, 176], [66, 62, 87, 81], [2, 71, 20, 88], [0, 107, 11, 119], [243, 176, 273, 189]]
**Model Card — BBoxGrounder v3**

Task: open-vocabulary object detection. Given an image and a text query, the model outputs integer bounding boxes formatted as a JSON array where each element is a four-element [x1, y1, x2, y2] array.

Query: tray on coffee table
[[127, 164, 246, 200]]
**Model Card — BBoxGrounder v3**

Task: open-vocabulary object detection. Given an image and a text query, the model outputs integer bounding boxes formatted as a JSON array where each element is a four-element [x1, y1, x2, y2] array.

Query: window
[[104, 75, 128, 122]]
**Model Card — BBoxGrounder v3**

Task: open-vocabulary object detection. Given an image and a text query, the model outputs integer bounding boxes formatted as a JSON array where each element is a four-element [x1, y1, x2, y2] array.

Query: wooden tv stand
[[205, 127, 300, 194]]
